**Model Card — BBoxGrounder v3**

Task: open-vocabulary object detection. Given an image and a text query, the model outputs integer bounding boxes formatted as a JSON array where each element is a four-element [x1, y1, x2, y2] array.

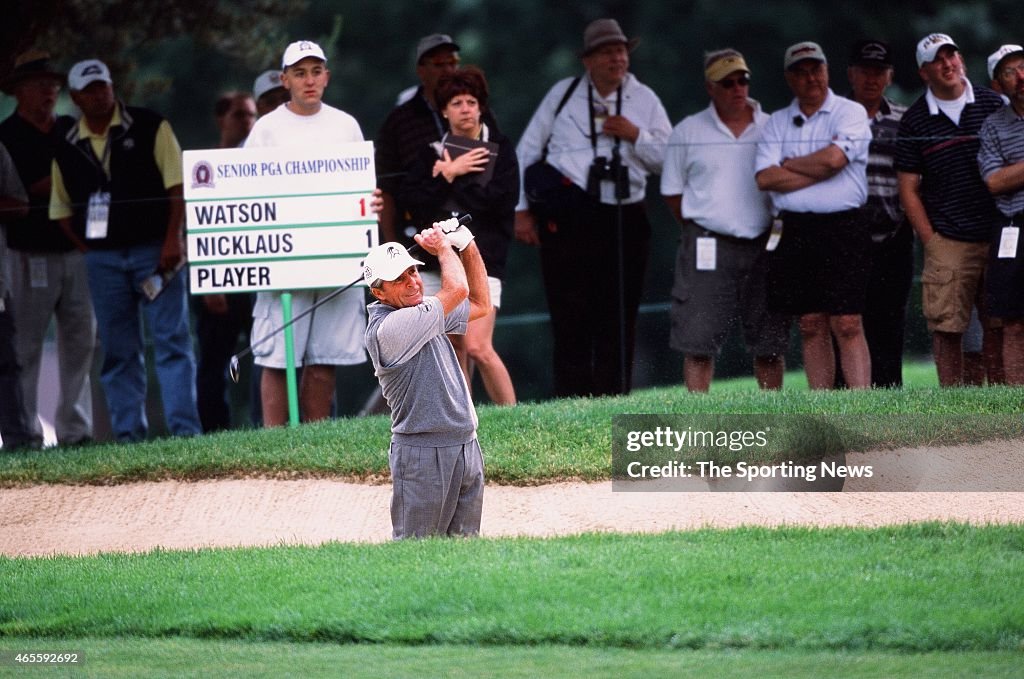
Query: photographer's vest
[[54, 106, 169, 249]]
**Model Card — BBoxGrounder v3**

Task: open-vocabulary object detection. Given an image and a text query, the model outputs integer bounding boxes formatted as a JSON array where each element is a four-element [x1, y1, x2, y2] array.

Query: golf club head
[[229, 355, 241, 384]]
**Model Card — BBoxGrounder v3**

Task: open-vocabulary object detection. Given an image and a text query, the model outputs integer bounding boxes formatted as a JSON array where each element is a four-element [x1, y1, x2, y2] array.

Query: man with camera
[[514, 18, 671, 398], [755, 42, 872, 390]]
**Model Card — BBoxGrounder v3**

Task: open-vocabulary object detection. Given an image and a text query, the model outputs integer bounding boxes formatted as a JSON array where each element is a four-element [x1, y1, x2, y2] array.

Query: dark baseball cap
[[849, 40, 893, 68]]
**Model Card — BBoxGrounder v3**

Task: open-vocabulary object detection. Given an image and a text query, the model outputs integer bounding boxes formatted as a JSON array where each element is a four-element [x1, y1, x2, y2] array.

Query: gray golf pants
[[390, 438, 484, 539]]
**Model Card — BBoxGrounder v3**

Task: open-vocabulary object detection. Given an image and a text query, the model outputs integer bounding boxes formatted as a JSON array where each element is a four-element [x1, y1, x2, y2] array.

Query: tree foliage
[[2, 0, 307, 82]]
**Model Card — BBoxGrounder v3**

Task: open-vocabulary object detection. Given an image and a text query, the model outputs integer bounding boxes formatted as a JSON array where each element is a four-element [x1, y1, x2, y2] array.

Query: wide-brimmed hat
[[363, 242, 425, 287], [1, 49, 65, 94], [580, 19, 639, 57]]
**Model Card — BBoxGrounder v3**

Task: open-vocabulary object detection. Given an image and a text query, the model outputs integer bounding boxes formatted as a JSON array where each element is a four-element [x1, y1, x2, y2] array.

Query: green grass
[[2, 638, 1022, 679], [2, 364, 1023, 676], [2, 526, 1022, 652], [1, 363, 1021, 486]]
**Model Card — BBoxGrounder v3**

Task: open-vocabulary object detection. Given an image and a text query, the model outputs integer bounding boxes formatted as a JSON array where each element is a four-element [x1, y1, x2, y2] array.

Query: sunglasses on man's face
[[716, 75, 750, 89]]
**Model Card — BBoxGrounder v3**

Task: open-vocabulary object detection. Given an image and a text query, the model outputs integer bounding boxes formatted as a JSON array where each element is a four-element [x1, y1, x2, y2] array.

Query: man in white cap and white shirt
[[50, 58, 201, 441], [755, 41, 872, 390], [978, 44, 1024, 384], [895, 33, 1005, 387], [245, 40, 379, 426], [363, 218, 490, 538]]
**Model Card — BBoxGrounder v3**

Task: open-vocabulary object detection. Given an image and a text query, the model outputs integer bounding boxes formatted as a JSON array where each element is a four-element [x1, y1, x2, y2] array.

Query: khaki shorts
[[920, 234, 989, 333], [251, 288, 367, 368]]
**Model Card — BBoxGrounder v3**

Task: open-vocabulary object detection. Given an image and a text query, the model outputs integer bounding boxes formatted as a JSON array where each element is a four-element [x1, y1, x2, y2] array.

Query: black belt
[[682, 219, 764, 245], [779, 208, 857, 219]]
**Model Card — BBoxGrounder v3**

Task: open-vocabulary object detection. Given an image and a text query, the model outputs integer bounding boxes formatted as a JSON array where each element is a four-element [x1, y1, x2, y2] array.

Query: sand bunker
[[1, 440, 1021, 557]]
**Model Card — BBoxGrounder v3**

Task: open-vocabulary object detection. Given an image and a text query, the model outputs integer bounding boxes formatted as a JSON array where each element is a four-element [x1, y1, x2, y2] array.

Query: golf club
[[228, 213, 472, 383]]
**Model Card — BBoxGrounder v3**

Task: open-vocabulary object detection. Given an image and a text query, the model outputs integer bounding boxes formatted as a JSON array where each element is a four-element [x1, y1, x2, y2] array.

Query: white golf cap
[[282, 40, 326, 69], [363, 242, 425, 287], [252, 69, 284, 100], [68, 59, 112, 91], [916, 33, 958, 68], [988, 44, 1024, 80], [784, 42, 827, 70]]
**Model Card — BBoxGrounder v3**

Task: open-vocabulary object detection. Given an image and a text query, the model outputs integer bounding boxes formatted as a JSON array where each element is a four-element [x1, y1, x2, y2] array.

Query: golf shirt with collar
[[661, 99, 771, 239], [515, 71, 671, 208], [977, 103, 1024, 218], [755, 88, 870, 214]]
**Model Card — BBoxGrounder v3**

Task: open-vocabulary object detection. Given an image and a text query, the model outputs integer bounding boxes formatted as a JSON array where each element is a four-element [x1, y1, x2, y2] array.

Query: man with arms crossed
[[363, 220, 489, 538], [978, 44, 1024, 384], [661, 49, 789, 392], [896, 34, 1005, 386], [755, 42, 872, 389]]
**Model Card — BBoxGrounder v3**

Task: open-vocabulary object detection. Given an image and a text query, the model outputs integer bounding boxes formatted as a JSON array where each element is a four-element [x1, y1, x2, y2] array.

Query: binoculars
[[586, 154, 630, 200]]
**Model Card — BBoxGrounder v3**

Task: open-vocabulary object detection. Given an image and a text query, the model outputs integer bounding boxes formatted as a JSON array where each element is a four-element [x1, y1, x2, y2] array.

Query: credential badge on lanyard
[[86, 191, 111, 239], [85, 133, 113, 240], [997, 225, 1020, 259], [696, 236, 717, 271], [766, 218, 783, 252]]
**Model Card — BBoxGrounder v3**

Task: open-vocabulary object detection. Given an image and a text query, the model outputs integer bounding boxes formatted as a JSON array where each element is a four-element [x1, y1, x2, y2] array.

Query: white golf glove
[[437, 217, 461, 233], [446, 225, 475, 251]]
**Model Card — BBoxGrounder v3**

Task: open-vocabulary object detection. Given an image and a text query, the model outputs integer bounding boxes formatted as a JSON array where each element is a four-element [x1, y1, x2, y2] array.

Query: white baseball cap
[[784, 42, 827, 70], [252, 69, 284, 100], [282, 40, 327, 69], [988, 44, 1024, 80], [916, 33, 959, 68], [362, 242, 425, 287], [68, 59, 112, 91]]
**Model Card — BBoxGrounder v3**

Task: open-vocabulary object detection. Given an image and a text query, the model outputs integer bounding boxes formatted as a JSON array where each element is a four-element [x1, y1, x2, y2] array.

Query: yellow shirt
[[49, 106, 183, 220]]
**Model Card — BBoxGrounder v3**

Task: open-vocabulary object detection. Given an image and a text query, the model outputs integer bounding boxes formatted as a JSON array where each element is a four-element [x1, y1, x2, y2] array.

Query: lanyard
[[422, 92, 446, 139], [81, 131, 113, 186], [587, 82, 622, 157]]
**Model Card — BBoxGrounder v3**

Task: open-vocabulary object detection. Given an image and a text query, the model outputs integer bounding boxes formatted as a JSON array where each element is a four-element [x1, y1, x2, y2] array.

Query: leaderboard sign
[[182, 141, 377, 294]]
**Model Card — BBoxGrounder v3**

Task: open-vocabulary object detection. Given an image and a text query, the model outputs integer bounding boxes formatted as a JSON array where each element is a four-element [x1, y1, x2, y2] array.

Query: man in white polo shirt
[[756, 41, 872, 389], [661, 49, 791, 392]]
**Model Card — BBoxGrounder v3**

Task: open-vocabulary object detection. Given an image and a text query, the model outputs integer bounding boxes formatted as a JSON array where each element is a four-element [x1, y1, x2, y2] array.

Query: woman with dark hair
[[399, 66, 519, 405]]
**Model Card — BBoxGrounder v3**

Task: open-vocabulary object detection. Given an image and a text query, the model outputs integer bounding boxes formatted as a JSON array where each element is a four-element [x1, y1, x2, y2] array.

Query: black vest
[[0, 113, 76, 252], [54, 106, 170, 249]]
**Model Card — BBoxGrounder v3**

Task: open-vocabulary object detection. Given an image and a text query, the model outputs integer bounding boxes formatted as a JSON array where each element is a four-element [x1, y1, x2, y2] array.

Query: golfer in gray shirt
[[364, 220, 491, 538]]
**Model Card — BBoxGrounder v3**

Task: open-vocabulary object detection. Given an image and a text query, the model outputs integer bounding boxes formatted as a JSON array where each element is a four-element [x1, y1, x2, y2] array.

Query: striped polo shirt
[[895, 82, 1003, 242], [978, 104, 1024, 218], [862, 97, 906, 231]]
